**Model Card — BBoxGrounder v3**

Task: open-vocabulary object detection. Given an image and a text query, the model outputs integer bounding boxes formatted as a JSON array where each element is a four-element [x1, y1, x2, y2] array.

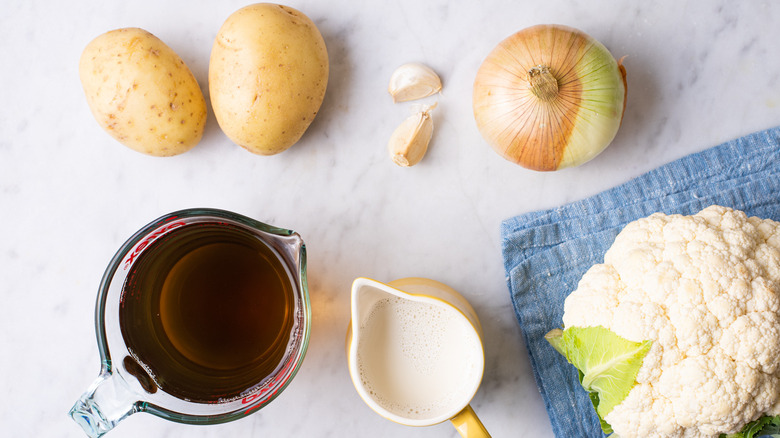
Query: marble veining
[[1, 0, 779, 437]]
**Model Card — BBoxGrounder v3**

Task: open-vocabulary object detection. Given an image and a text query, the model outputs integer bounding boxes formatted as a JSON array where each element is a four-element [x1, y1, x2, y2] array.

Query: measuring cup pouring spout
[[347, 277, 491, 438], [69, 209, 311, 437]]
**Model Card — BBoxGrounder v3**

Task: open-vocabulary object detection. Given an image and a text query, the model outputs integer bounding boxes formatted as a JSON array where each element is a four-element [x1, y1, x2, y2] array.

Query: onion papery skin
[[473, 24, 627, 171]]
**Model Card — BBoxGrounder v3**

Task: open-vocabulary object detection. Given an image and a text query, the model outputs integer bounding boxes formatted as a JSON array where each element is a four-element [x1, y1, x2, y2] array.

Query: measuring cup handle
[[451, 404, 491, 438], [69, 371, 140, 437]]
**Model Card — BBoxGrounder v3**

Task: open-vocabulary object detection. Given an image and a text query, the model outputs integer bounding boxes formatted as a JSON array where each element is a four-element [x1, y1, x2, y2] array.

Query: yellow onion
[[473, 24, 627, 171]]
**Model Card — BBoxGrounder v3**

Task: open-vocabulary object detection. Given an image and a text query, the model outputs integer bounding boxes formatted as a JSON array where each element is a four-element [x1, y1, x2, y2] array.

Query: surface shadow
[[163, 30, 225, 152], [586, 46, 662, 170], [294, 18, 353, 154]]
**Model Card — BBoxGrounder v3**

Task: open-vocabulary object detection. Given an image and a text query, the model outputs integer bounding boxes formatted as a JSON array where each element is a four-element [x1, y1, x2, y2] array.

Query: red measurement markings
[[123, 221, 186, 270]]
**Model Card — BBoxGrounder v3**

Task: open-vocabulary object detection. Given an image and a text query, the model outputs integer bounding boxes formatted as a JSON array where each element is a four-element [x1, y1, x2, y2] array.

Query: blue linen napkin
[[501, 125, 780, 437]]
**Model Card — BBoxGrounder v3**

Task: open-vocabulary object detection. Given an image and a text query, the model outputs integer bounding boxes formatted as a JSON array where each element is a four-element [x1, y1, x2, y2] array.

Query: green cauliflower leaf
[[722, 415, 780, 438], [545, 326, 651, 434]]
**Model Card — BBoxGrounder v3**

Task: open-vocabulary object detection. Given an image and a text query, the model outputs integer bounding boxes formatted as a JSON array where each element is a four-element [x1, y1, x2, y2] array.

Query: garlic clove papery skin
[[473, 24, 627, 171], [388, 104, 435, 167], [388, 63, 442, 103]]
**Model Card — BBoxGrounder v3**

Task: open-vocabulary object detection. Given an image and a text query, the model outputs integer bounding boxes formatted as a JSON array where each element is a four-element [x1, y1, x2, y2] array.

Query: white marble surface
[[2, 1, 780, 437]]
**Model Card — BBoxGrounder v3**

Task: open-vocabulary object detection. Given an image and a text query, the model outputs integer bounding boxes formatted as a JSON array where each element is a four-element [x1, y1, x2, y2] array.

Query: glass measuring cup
[[69, 208, 310, 437]]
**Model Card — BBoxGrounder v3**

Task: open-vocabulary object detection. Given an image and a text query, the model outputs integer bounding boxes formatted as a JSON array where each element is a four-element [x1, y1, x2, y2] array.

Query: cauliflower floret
[[561, 205, 780, 438]]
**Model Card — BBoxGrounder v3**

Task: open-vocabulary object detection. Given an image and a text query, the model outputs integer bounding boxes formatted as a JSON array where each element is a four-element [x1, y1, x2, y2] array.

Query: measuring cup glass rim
[[347, 277, 485, 427], [93, 207, 311, 425]]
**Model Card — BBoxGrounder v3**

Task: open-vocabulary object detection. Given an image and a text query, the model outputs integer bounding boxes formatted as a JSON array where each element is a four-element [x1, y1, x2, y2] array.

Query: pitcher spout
[[69, 370, 139, 437]]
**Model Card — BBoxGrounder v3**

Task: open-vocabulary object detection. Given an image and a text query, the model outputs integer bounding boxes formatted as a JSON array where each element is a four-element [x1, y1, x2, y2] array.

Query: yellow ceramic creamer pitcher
[[346, 277, 490, 437]]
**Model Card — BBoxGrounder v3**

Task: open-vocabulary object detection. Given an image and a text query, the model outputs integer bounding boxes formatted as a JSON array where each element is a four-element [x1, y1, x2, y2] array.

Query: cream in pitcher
[[347, 277, 491, 437]]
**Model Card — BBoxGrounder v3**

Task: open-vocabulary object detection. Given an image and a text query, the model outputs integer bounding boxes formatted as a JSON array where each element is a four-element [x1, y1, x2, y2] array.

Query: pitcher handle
[[451, 404, 491, 438], [69, 370, 140, 437]]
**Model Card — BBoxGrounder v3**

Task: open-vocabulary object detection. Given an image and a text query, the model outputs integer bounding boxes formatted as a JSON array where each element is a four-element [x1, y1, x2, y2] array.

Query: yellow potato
[[79, 28, 207, 156], [209, 3, 329, 155]]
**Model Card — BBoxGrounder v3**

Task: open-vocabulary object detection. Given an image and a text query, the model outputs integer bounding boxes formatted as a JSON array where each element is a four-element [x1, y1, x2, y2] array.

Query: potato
[[209, 3, 329, 155], [79, 28, 207, 156]]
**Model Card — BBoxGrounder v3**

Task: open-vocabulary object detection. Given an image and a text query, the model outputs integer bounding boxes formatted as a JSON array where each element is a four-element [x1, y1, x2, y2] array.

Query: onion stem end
[[527, 65, 559, 102]]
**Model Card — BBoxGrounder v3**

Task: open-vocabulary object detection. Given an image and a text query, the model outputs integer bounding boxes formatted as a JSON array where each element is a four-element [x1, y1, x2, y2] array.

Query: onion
[[473, 24, 627, 171]]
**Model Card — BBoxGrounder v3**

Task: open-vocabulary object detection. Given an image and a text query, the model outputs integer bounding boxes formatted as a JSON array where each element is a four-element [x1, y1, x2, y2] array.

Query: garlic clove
[[388, 63, 442, 103], [388, 104, 436, 167]]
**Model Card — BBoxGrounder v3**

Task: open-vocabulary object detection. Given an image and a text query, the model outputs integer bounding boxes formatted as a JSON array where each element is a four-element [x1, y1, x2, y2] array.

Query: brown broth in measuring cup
[[119, 223, 295, 403]]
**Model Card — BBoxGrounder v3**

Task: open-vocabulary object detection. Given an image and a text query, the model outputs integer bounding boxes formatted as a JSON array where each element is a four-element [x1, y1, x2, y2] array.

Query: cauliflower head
[[559, 205, 780, 438]]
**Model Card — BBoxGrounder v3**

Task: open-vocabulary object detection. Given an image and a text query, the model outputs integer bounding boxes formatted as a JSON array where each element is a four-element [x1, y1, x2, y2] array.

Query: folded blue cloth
[[501, 126, 780, 437]]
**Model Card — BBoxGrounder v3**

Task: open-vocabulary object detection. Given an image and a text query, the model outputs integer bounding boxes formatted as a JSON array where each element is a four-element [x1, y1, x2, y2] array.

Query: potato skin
[[209, 3, 329, 155], [79, 28, 207, 156]]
